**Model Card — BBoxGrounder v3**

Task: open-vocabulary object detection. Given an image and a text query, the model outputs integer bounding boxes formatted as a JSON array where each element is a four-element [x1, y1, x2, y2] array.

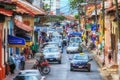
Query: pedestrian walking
[[24, 45, 30, 60], [31, 43, 36, 58], [20, 53, 26, 70], [8, 54, 16, 74], [14, 54, 21, 71]]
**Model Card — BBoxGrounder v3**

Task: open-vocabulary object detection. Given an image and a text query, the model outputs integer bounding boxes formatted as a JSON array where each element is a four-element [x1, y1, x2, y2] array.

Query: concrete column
[[0, 23, 5, 80]]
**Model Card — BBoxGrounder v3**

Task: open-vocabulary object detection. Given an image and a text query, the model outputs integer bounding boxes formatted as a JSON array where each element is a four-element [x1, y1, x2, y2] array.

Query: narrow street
[[46, 47, 103, 80]]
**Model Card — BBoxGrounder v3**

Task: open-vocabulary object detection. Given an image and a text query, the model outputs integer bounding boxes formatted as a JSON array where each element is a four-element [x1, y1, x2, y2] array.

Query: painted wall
[[104, 15, 111, 54]]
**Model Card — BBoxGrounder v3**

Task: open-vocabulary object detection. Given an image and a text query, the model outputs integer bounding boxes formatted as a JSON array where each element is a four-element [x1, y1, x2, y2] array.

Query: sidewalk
[[5, 59, 35, 80], [82, 42, 120, 80]]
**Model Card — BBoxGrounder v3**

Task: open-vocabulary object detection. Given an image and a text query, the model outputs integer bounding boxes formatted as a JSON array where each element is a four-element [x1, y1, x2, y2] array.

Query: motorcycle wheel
[[41, 66, 51, 75]]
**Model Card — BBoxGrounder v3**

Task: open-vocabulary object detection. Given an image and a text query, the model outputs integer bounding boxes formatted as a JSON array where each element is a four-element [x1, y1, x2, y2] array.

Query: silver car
[[13, 70, 41, 80], [66, 43, 79, 53], [43, 47, 62, 64]]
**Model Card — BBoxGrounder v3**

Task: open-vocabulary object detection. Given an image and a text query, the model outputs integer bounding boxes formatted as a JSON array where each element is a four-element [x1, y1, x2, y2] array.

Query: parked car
[[13, 70, 41, 80], [66, 43, 80, 53], [70, 53, 92, 72], [43, 47, 62, 64]]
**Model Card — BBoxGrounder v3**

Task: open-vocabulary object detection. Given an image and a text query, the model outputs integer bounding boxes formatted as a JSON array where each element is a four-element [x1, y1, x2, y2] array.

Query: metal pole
[[95, 0, 98, 28], [102, 0, 105, 66], [49, 0, 51, 22], [102, 0, 105, 36], [78, 5, 81, 32], [84, 0, 87, 29]]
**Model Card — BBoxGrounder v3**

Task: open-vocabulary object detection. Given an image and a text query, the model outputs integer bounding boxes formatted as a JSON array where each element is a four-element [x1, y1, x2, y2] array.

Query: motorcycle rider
[[39, 53, 45, 64]]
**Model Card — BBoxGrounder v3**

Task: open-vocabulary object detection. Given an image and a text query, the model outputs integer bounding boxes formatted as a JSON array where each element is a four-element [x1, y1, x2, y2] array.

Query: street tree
[[69, 0, 85, 31]]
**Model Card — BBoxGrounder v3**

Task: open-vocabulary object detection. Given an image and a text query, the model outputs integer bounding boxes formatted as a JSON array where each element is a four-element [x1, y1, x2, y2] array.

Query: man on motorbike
[[39, 53, 46, 64]]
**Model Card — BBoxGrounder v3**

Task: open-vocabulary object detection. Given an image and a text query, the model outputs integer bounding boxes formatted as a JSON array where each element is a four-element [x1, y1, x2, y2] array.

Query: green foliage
[[43, 3, 50, 11], [69, 0, 85, 9], [74, 14, 79, 19]]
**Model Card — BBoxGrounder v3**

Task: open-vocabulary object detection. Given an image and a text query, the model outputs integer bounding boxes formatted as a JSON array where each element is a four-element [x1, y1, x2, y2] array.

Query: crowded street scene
[[0, 0, 120, 80]]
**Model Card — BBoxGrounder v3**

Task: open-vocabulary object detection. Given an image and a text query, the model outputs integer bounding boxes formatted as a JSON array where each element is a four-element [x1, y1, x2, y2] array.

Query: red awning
[[13, 0, 46, 16], [14, 19, 33, 32], [0, 8, 13, 16]]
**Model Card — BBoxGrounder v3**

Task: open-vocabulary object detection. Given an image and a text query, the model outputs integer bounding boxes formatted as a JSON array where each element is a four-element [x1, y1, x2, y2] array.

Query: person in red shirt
[[24, 45, 30, 60]]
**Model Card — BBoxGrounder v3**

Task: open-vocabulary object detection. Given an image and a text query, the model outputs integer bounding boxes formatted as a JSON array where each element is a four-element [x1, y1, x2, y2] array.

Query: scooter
[[33, 59, 51, 75]]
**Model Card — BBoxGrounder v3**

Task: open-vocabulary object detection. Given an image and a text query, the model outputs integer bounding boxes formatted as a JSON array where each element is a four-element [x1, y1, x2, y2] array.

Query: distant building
[[32, 0, 43, 8], [42, 0, 60, 15]]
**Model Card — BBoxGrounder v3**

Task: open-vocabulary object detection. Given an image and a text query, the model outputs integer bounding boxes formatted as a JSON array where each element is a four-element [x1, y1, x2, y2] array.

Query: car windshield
[[14, 76, 40, 80], [73, 55, 88, 60], [69, 43, 79, 47], [70, 38, 81, 43], [44, 48, 58, 53]]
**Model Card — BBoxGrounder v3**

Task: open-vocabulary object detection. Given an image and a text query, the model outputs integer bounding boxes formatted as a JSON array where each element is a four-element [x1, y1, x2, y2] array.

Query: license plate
[[79, 66, 83, 68], [49, 59, 54, 60], [49, 55, 54, 58]]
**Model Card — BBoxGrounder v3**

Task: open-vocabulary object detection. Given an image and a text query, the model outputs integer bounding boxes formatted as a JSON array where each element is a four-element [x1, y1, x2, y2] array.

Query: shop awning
[[14, 19, 33, 32], [8, 45, 26, 48], [8, 35, 25, 45], [14, 0, 46, 16], [0, 8, 13, 16], [17, 35, 32, 42]]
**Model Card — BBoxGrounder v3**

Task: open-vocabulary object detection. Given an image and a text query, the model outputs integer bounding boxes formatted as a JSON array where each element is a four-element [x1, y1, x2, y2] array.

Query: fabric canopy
[[0, 8, 13, 16], [14, 19, 33, 32]]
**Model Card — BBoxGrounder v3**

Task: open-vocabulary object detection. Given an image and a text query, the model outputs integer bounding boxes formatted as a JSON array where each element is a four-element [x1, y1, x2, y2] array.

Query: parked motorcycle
[[33, 59, 51, 75]]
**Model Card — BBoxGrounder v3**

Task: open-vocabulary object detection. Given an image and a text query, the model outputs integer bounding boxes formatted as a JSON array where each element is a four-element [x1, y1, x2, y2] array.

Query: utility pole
[[102, 0, 105, 65], [84, 0, 87, 30], [115, 0, 119, 64], [102, 0, 105, 36], [78, 4, 81, 32], [49, 0, 52, 22], [95, 0, 98, 28]]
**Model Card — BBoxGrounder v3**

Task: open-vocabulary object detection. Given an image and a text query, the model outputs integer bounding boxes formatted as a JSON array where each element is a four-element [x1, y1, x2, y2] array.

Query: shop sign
[[8, 35, 25, 45]]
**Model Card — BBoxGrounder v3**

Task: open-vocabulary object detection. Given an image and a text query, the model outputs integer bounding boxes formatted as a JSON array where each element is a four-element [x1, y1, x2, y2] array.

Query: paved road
[[46, 48, 103, 80]]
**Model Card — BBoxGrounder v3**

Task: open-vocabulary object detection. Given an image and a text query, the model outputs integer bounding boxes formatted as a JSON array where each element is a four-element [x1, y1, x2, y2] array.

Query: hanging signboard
[[8, 35, 25, 45]]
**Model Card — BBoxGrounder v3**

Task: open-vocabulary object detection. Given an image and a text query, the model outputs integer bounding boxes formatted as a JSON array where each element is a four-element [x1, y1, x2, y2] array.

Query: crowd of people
[[7, 43, 36, 75]]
